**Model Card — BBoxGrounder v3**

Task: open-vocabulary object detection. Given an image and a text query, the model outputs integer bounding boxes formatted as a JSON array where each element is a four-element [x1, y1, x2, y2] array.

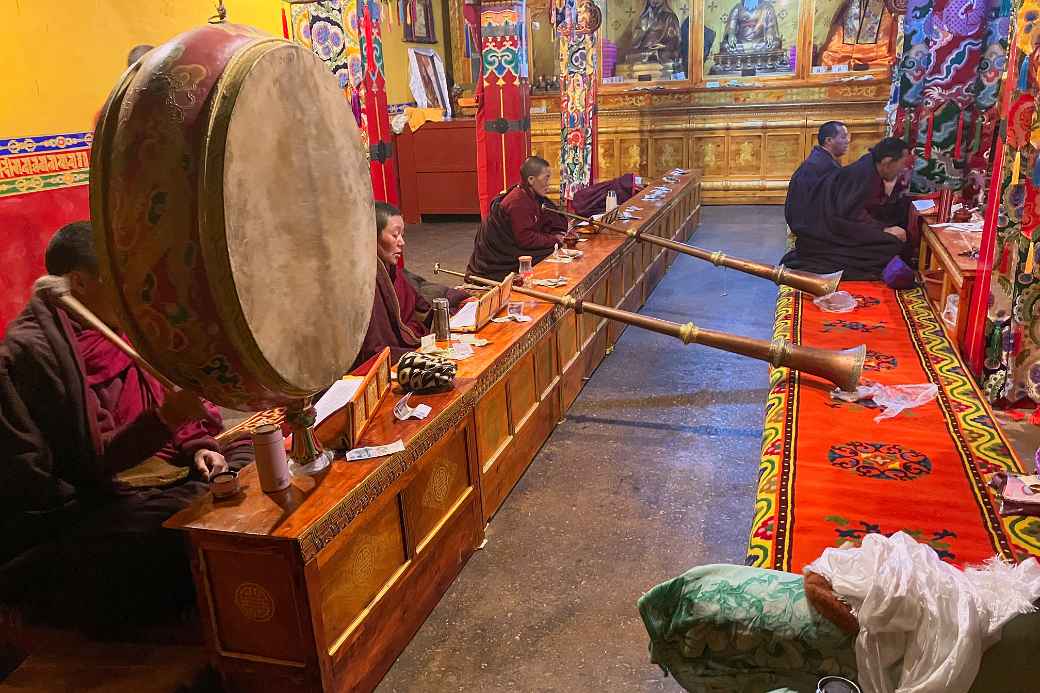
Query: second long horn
[[544, 205, 842, 297]]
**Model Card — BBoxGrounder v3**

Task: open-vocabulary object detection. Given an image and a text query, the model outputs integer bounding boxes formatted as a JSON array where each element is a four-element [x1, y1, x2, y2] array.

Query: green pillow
[[638, 564, 857, 693]]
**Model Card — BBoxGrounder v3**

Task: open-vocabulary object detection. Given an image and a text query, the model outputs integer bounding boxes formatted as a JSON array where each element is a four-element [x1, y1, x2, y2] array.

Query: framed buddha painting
[[598, 0, 692, 84], [702, 0, 802, 77], [404, 0, 438, 43], [810, 0, 899, 74]]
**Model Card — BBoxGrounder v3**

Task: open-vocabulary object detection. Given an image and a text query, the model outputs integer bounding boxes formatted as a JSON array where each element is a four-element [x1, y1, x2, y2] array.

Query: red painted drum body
[[91, 24, 375, 410]]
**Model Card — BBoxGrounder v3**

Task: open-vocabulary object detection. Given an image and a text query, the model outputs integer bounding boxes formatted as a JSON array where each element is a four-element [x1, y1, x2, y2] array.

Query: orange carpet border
[[747, 283, 1040, 572]]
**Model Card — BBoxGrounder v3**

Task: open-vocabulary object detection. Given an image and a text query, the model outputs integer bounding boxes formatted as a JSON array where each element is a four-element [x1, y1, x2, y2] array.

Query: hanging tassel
[[1013, 150, 1023, 184], [281, 7, 290, 39], [1026, 241, 1036, 275], [954, 110, 965, 160], [1020, 55, 1031, 92], [924, 111, 935, 158], [972, 113, 984, 153]]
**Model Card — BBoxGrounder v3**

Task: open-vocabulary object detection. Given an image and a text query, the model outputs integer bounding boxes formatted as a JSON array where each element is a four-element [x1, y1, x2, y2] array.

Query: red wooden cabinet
[[394, 119, 479, 223]]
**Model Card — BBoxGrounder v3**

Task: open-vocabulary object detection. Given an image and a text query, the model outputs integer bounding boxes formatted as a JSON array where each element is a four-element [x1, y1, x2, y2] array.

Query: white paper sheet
[[314, 378, 363, 426], [449, 301, 479, 330]]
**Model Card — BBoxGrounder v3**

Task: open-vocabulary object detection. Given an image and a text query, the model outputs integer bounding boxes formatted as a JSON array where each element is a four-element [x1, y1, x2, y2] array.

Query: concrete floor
[[378, 206, 783, 692]]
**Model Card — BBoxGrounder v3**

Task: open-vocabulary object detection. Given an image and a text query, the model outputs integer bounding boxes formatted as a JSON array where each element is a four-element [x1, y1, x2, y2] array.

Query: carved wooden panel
[[403, 429, 471, 551], [557, 309, 578, 370], [727, 134, 764, 178], [508, 353, 538, 430], [202, 545, 309, 663], [533, 330, 557, 400], [692, 136, 727, 178], [317, 498, 407, 647], [598, 138, 618, 180], [651, 137, 686, 178], [619, 139, 648, 177], [764, 131, 805, 179], [475, 379, 511, 472], [846, 126, 881, 163]]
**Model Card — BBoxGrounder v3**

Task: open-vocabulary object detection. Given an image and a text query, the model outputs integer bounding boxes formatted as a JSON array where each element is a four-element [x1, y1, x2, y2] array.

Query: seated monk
[[781, 136, 911, 280], [353, 202, 468, 371], [784, 121, 848, 238], [467, 156, 567, 281], [0, 222, 248, 636]]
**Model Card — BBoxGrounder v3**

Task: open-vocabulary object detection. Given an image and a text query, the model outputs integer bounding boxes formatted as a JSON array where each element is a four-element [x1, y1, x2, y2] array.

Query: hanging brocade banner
[[891, 0, 1004, 193], [553, 0, 599, 203], [476, 1, 530, 218], [360, 0, 399, 203], [285, 0, 398, 203]]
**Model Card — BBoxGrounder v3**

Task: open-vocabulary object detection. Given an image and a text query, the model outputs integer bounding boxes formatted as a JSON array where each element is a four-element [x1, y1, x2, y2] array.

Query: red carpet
[[747, 282, 1040, 571]]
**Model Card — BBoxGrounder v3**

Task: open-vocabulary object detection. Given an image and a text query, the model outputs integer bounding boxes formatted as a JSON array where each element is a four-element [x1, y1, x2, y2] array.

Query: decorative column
[[552, 0, 599, 203], [476, 1, 530, 218], [360, 0, 399, 203], [284, 0, 398, 204]]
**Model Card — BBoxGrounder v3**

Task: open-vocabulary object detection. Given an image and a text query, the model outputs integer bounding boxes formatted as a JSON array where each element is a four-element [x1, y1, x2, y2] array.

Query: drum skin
[[91, 24, 375, 411]]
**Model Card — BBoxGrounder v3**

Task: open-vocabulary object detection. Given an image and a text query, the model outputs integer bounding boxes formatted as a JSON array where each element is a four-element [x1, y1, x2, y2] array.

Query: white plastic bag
[[831, 382, 938, 422], [942, 294, 959, 330], [806, 532, 1040, 693], [814, 290, 858, 313]]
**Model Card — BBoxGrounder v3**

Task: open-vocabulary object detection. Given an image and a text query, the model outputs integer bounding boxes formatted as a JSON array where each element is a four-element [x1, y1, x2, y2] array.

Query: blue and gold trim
[[0, 131, 92, 197]]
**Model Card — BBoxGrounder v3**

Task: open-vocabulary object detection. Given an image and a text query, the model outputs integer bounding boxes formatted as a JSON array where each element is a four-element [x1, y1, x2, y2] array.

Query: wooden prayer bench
[[917, 220, 979, 350], [165, 172, 703, 692]]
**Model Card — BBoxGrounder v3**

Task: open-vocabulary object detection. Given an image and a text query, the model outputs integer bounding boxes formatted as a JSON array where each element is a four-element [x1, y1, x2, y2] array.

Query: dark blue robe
[[781, 152, 907, 281], [784, 145, 840, 237]]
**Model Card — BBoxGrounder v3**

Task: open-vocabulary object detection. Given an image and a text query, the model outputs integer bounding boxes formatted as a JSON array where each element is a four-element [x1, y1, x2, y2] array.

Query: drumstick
[[32, 275, 180, 391]]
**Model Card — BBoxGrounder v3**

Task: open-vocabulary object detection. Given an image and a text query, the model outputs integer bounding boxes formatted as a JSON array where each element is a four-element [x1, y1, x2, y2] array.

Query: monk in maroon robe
[[467, 156, 568, 281], [784, 121, 847, 238], [353, 203, 468, 372], [781, 137, 911, 280], [0, 222, 246, 635]]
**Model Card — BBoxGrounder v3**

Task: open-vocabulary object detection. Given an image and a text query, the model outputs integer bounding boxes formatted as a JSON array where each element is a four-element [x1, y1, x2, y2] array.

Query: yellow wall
[[0, 1, 282, 137], [381, 0, 448, 105], [0, 0, 450, 136]]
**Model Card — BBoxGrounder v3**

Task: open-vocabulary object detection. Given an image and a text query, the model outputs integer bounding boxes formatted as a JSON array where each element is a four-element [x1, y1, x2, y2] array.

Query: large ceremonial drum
[[91, 23, 375, 411]]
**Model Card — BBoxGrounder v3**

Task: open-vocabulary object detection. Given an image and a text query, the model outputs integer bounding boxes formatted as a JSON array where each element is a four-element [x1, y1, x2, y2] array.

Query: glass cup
[[517, 255, 533, 286]]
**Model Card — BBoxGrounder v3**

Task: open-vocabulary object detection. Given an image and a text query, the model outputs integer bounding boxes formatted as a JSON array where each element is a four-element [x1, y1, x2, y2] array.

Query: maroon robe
[[467, 184, 566, 281], [571, 174, 637, 217], [781, 152, 907, 280], [0, 293, 245, 633], [352, 261, 432, 372]]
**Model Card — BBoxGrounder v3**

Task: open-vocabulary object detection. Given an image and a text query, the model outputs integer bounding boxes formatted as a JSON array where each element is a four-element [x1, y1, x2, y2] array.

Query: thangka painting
[[554, 0, 598, 201], [597, 0, 690, 83], [810, 0, 899, 73], [889, 0, 1008, 194], [979, 1, 1040, 405], [476, 1, 531, 217], [702, 0, 801, 77], [286, 0, 398, 203]]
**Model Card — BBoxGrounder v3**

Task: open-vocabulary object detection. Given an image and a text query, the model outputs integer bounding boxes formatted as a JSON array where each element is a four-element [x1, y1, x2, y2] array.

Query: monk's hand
[[193, 449, 228, 482], [158, 389, 209, 430], [883, 226, 907, 242]]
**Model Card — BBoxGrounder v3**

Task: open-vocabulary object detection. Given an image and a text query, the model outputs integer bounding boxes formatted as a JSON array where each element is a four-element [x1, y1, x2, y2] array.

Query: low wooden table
[[917, 221, 980, 348], [167, 173, 702, 692]]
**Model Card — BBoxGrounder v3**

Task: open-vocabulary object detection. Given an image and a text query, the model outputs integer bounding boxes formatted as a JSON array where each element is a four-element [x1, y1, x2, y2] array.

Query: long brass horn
[[434, 264, 864, 391], [545, 205, 842, 297]]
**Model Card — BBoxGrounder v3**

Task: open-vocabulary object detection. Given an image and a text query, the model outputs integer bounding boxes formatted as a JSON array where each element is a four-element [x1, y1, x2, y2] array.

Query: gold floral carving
[[234, 582, 275, 623]]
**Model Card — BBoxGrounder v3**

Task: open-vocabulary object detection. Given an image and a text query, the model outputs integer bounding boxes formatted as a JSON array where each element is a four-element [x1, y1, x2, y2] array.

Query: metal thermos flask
[[432, 298, 450, 341]]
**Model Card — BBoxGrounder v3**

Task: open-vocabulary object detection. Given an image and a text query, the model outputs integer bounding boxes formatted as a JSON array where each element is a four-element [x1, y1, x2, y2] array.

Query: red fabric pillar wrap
[[281, 7, 290, 38], [475, 3, 531, 218], [964, 49, 1021, 373], [361, 2, 399, 204]]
